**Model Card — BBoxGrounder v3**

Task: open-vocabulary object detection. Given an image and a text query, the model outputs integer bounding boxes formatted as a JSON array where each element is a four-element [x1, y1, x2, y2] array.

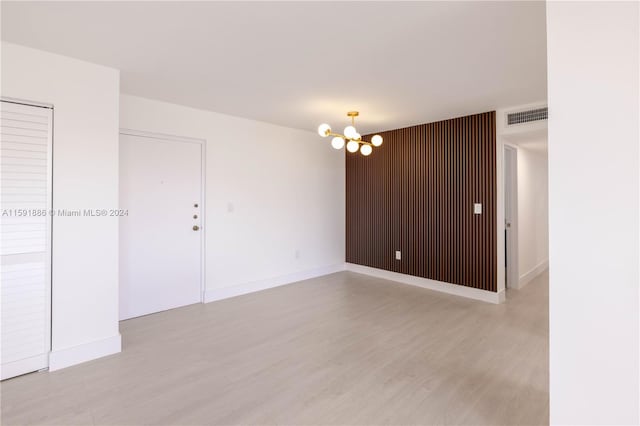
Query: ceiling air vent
[[506, 107, 548, 126]]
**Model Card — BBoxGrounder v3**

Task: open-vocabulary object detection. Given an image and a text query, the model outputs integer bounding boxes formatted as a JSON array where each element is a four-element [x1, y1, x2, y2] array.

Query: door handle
[[193, 225, 200, 231]]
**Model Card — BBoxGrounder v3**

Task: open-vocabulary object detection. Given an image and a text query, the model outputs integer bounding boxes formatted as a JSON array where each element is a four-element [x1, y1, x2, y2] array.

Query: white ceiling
[[506, 128, 548, 154], [1, 1, 547, 134]]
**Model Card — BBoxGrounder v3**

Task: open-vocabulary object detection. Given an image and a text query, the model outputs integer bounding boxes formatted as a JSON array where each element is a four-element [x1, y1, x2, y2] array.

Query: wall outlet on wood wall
[[395, 250, 401, 260]]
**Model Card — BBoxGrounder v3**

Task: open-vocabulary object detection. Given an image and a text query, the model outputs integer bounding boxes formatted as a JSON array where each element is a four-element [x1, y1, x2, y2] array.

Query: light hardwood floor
[[1, 271, 549, 425]]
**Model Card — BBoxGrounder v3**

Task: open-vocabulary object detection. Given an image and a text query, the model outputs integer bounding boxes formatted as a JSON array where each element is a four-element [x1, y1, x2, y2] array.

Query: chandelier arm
[[327, 132, 373, 146]]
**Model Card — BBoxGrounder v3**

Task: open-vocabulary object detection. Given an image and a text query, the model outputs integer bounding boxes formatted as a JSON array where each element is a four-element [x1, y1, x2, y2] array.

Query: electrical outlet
[[395, 250, 401, 260], [474, 203, 482, 214]]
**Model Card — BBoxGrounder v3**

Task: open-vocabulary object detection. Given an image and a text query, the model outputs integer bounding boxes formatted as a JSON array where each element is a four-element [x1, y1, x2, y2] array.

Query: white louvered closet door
[[0, 101, 52, 380]]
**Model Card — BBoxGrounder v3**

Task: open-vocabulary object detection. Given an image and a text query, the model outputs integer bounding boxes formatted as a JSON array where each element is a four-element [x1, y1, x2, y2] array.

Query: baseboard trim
[[204, 263, 346, 303], [345, 263, 503, 304], [49, 334, 122, 371], [518, 259, 549, 289], [1, 353, 49, 380]]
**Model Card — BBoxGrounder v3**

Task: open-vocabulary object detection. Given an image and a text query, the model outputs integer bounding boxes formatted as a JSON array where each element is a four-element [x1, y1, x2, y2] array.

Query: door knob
[[193, 225, 200, 231]]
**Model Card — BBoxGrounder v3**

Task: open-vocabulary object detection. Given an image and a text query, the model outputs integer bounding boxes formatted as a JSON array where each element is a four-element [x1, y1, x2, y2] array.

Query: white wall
[[1, 42, 121, 369], [547, 2, 639, 424], [119, 95, 345, 300], [516, 145, 548, 285]]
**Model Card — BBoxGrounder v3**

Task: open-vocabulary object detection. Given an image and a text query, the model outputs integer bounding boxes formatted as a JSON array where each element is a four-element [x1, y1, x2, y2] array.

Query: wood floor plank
[[1, 271, 549, 425]]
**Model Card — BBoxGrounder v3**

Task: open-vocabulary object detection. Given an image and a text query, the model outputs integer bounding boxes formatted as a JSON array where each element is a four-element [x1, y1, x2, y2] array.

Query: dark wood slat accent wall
[[346, 111, 497, 292]]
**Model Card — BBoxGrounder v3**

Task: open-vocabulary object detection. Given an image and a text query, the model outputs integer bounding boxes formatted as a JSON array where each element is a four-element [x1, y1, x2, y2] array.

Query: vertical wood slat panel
[[345, 111, 497, 292]]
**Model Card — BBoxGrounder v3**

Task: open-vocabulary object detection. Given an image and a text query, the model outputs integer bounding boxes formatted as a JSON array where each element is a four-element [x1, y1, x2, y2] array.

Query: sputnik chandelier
[[317, 111, 383, 156]]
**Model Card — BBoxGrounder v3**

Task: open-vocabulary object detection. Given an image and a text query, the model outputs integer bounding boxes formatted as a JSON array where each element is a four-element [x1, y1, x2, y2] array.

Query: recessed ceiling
[[1, 1, 547, 134]]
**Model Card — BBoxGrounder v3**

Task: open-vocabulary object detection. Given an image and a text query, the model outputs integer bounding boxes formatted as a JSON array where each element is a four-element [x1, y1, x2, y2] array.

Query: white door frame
[[119, 128, 207, 303], [504, 144, 519, 289]]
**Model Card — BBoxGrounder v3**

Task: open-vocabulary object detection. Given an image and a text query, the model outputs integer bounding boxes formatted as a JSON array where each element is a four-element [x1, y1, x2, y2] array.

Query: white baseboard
[[345, 263, 504, 304], [204, 263, 346, 303], [518, 259, 549, 289], [49, 334, 122, 371], [1, 353, 49, 380]]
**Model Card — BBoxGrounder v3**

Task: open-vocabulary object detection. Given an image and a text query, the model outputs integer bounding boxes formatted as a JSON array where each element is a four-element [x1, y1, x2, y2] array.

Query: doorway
[[119, 130, 205, 320], [504, 145, 518, 289]]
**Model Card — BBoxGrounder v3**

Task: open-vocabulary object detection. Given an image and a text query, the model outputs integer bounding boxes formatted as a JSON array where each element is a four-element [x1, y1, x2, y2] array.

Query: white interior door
[[1, 101, 52, 380], [504, 145, 518, 289], [119, 132, 203, 320]]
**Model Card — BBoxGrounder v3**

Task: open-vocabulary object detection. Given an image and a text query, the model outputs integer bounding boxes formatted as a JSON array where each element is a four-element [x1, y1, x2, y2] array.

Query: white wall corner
[[345, 263, 504, 304], [204, 263, 346, 303], [496, 116, 506, 294], [49, 334, 122, 371], [517, 259, 549, 289]]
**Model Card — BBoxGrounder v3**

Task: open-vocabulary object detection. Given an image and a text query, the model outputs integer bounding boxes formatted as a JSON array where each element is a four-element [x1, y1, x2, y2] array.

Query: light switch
[[395, 250, 401, 260], [474, 203, 482, 214]]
